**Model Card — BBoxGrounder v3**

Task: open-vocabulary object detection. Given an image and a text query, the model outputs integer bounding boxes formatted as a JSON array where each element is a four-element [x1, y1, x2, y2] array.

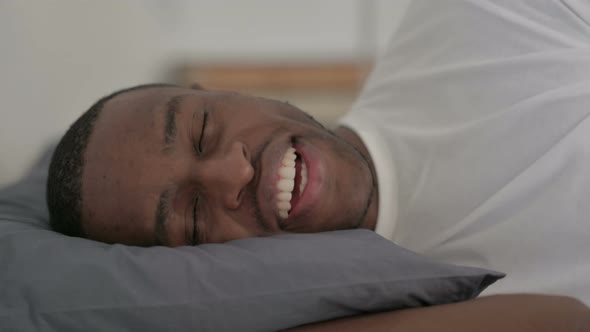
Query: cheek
[[227, 118, 287, 143], [222, 101, 322, 138], [204, 211, 260, 244]]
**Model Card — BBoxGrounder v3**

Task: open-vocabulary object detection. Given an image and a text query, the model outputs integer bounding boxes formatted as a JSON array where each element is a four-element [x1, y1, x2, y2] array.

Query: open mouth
[[276, 146, 308, 219]]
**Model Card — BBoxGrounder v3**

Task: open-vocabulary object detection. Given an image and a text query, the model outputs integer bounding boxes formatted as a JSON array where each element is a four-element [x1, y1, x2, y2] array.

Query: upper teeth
[[276, 146, 308, 219]]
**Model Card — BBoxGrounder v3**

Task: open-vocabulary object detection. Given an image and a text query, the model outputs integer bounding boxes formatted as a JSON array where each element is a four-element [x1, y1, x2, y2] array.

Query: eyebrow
[[163, 94, 186, 149], [154, 189, 172, 246], [155, 94, 193, 245]]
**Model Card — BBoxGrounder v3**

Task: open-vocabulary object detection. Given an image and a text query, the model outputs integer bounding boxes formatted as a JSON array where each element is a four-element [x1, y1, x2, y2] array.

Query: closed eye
[[200, 110, 210, 152], [193, 110, 209, 154]]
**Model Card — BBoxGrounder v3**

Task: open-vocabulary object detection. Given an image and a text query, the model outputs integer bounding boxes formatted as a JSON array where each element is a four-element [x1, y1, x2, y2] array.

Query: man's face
[[81, 86, 376, 246]]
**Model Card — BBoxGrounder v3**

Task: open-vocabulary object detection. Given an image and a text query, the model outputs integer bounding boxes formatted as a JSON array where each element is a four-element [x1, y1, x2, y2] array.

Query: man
[[47, 0, 590, 329]]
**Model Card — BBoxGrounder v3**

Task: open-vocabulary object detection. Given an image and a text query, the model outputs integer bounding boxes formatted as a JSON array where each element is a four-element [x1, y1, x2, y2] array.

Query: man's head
[[47, 84, 377, 247]]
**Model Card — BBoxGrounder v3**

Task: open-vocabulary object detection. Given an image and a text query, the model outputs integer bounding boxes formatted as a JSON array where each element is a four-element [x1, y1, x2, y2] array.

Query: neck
[[334, 125, 379, 231]]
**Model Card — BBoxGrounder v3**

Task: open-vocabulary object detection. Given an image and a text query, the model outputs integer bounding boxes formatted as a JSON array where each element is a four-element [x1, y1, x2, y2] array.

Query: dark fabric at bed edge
[[0, 145, 504, 332]]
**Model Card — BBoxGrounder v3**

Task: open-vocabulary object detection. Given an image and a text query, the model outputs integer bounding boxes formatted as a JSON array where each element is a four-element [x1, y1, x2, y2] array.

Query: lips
[[275, 146, 308, 219], [253, 135, 324, 231]]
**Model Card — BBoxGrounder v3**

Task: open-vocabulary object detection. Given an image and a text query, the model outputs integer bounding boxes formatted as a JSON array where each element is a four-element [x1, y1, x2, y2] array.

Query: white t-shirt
[[340, 0, 590, 303]]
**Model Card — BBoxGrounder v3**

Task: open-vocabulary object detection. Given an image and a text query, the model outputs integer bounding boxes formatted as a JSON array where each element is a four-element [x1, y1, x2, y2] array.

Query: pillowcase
[[0, 145, 504, 332]]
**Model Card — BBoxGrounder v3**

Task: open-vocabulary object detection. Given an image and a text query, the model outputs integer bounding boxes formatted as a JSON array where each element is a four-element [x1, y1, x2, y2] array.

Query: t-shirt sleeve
[[353, 0, 590, 125], [375, 0, 590, 72]]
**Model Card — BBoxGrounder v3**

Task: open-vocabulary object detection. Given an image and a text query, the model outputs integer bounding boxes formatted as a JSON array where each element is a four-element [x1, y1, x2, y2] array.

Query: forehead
[[100, 87, 183, 126]]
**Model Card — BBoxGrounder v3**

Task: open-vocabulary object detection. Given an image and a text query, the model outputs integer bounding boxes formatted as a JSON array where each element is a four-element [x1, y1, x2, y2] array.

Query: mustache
[[245, 127, 285, 235]]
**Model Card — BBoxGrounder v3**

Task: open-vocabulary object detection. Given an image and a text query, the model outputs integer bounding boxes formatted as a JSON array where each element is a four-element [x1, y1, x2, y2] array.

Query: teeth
[[284, 149, 297, 160], [276, 146, 301, 219], [277, 178, 294, 192], [277, 192, 292, 201], [278, 166, 295, 178], [282, 158, 295, 167], [277, 201, 291, 211]]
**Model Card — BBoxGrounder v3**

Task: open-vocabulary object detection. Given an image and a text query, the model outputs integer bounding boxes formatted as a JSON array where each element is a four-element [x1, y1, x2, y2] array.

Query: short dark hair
[[46, 83, 180, 237]]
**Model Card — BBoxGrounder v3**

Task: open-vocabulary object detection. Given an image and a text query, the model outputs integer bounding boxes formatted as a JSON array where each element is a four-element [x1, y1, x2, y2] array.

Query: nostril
[[242, 144, 250, 161], [237, 188, 244, 204]]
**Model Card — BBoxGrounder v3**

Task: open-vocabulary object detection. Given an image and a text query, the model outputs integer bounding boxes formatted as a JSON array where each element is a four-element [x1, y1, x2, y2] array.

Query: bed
[[2, 0, 590, 330]]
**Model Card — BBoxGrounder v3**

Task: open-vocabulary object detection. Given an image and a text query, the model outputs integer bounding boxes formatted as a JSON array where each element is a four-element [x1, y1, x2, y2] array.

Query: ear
[[190, 83, 205, 90]]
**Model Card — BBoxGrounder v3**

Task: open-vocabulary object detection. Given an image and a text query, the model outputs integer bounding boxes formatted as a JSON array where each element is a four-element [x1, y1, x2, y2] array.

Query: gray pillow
[[0, 146, 503, 332]]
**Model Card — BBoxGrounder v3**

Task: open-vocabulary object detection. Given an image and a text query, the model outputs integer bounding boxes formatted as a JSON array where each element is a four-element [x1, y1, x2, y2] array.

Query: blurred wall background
[[0, 0, 411, 186]]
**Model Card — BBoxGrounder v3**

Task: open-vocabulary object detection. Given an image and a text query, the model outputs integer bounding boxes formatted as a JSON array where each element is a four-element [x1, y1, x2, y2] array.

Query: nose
[[199, 141, 254, 210]]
